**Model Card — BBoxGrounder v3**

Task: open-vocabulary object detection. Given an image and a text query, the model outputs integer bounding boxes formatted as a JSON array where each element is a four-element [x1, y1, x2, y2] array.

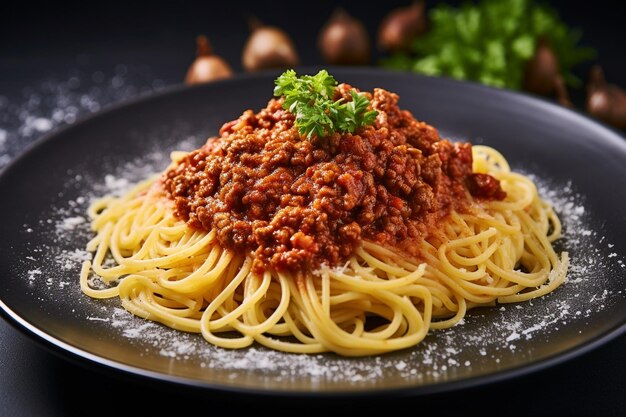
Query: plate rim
[[1, 298, 625, 397], [1, 66, 625, 396]]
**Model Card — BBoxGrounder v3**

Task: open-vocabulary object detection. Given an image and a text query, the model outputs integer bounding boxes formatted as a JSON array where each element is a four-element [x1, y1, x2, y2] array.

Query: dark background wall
[[2, 0, 625, 103]]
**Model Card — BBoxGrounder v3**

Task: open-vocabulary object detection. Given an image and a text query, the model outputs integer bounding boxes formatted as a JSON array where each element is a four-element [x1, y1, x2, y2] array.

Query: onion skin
[[523, 38, 559, 96], [184, 35, 233, 85], [378, 0, 427, 53], [553, 74, 572, 108], [318, 8, 370, 65], [242, 19, 299, 72], [586, 65, 626, 130]]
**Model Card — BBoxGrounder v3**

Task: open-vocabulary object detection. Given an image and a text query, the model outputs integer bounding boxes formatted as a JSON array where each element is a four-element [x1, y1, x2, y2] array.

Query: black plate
[[1, 68, 625, 395]]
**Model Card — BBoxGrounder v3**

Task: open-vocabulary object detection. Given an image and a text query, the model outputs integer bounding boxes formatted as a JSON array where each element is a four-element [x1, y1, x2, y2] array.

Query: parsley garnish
[[274, 69, 378, 139], [380, 0, 595, 90]]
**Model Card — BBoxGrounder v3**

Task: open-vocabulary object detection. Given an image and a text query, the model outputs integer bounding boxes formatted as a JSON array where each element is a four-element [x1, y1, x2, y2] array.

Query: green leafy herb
[[380, 0, 595, 90], [274, 69, 378, 139]]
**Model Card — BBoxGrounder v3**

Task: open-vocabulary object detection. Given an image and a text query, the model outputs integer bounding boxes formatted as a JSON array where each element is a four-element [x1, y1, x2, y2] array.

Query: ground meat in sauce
[[163, 85, 505, 273]]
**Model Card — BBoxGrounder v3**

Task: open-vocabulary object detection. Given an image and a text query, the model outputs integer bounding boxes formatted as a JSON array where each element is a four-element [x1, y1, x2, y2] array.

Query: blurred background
[[2, 0, 625, 116], [1, 1, 625, 416], [2, 0, 625, 169]]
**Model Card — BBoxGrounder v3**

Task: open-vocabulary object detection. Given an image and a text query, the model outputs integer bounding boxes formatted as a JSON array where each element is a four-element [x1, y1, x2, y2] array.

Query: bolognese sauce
[[163, 85, 505, 273]]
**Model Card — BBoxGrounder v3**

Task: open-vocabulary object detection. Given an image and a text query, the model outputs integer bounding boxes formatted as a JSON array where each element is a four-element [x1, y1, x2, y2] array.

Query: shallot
[[523, 38, 559, 96], [184, 35, 233, 85], [587, 65, 626, 130], [242, 18, 299, 72], [318, 8, 370, 65], [378, 0, 427, 53]]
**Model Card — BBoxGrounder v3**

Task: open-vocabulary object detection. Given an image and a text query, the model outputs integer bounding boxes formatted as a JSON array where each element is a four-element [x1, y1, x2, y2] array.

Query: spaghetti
[[80, 78, 568, 356]]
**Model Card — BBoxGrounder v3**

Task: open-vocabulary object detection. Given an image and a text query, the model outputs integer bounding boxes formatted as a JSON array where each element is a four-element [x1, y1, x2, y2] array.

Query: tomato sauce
[[163, 85, 505, 272]]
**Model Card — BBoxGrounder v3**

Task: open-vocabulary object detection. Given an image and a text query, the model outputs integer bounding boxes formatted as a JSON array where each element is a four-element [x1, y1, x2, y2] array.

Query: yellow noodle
[[80, 146, 568, 356]]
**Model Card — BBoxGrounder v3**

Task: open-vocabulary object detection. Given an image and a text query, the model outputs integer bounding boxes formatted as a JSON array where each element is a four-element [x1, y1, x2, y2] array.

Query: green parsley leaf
[[273, 69, 378, 139], [380, 0, 596, 91]]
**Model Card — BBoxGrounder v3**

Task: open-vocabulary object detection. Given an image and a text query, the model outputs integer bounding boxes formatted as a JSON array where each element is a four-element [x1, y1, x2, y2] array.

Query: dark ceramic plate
[[1, 68, 625, 395]]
